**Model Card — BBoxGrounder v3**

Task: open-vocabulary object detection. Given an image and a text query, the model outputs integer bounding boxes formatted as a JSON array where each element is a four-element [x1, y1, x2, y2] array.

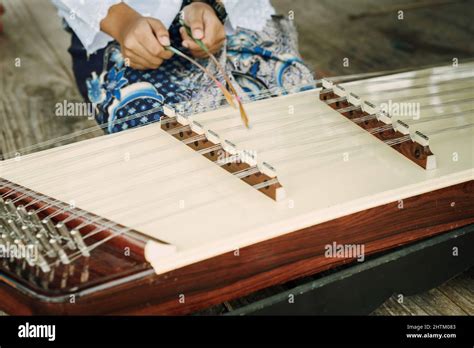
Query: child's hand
[[101, 3, 173, 70], [180, 2, 226, 58], [118, 16, 173, 70]]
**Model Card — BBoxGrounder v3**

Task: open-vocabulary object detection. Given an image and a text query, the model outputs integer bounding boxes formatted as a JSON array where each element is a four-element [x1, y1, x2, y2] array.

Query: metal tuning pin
[[36, 231, 56, 258], [20, 225, 37, 246], [60, 267, 69, 289], [16, 205, 30, 222], [42, 218, 60, 239], [48, 267, 56, 282], [70, 229, 90, 257], [7, 218, 23, 239], [36, 253, 51, 273], [14, 238, 35, 266], [0, 198, 8, 215], [55, 222, 76, 250], [4, 199, 18, 217], [27, 210, 43, 230], [0, 225, 14, 246], [1, 231, 9, 244], [11, 239, 21, 260], [49, 238, 70, 265], [80, 263, 90, 283]]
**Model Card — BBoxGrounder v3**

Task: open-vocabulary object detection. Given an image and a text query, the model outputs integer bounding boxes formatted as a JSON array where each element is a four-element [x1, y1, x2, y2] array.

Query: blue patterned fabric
[[69, 12, 315, 134]]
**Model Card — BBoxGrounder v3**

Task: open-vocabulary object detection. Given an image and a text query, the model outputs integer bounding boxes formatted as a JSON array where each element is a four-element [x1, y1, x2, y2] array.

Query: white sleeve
[[52, 0, 121, 55], [222, 0, 275, 33]]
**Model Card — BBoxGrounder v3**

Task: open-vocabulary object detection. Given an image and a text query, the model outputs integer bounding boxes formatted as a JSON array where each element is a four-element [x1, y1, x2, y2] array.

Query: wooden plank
[[407, 288, 469, 315], [437, 273, 474, 315], [372, 269, 473, 316], [372, 296, 430, 316]]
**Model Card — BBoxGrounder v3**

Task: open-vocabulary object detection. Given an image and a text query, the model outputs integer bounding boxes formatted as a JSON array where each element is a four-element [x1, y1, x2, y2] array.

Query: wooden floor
[[273, 0, 474, 75], [0, 0, 99, 160], [372, 267, 473, 315], [0, 0, 472, 315]]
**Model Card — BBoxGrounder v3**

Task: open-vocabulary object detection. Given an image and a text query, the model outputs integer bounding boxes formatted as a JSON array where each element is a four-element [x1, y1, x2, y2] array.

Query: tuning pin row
[[0, 196, 91, 273], [0, 229, 50, 272], [0, 181, 99, 283]]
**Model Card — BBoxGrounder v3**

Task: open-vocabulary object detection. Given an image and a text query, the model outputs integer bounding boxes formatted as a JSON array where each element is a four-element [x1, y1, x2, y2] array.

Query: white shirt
[[52, 0, 275, 54]]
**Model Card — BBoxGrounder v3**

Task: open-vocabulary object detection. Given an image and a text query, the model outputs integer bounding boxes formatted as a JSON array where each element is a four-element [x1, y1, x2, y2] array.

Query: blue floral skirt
[[68, 13, 315, 134]]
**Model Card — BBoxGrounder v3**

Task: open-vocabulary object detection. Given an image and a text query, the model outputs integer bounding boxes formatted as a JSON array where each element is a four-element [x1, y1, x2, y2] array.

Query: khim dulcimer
[[0, 62, 472, 315]]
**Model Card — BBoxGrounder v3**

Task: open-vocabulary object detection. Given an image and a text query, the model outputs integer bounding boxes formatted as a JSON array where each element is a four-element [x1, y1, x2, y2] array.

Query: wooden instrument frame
[[1, 62, 473, 315], [1, 180, 472, 315]]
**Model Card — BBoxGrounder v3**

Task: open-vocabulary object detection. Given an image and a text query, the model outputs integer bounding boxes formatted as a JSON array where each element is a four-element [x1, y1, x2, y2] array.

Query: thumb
[[147, 18, 170, 46], [184, 6, 204, 40]]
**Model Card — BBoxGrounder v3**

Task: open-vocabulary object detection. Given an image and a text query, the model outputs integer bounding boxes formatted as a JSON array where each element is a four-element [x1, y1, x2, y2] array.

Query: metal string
[[1, 68, 473, 269]]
